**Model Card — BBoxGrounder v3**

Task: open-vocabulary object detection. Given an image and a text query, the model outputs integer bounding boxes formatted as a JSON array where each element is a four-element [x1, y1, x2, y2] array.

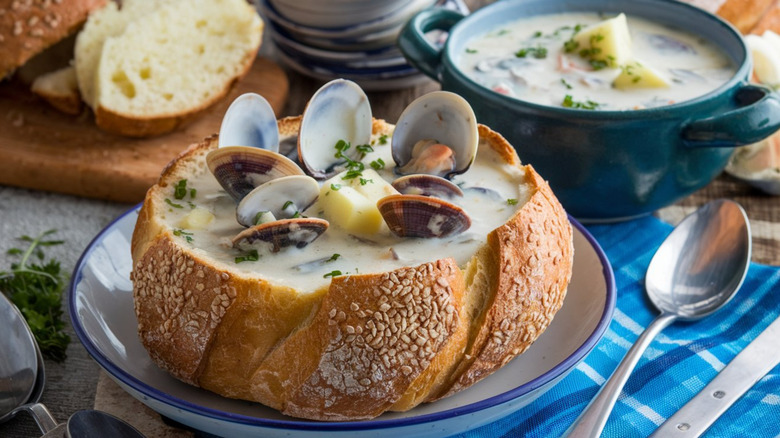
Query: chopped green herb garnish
[[323, 270, 342, 278], [532, 30, 542, 38], [515, 46, 548, 59], [564, 39, 579, 52], [356, 144, 373, 158], [334, 139, 351, 158], [165, 198, 184, 208], [330, 183, 341, 191], [292, 211, 301, 218], [370, 158, 385, 170], [173, 229, 194, 243], [235, 249, 259, 264], [562, 94, 601, 110], [187, 201, 196, 209], [561, 78, 573, 89], [283, 200, 294, 210], [378, 134, 388, 145], [507, 198, 519, 205], [327, 253, 341, 262], [0, 230, 70, 362], [174, 179, 188, 200], [465, 48, 478, 53], [589, 59, 608, 70], [190, 188, 197, 198], [359, 178, 373, 186]]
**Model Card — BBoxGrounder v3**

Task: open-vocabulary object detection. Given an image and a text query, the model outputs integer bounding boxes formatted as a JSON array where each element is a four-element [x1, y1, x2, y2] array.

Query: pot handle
[[682, 84, 780, 148], [397, 8, 466, 81]]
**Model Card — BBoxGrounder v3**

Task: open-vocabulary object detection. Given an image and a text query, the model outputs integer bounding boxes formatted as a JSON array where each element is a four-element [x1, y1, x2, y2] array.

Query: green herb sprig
[[0, 230, 70, 362]]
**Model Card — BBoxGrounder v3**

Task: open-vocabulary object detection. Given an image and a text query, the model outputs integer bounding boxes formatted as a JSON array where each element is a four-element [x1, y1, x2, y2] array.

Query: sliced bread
[[77, 0, 263, 137], [31, 65, 82, 114]]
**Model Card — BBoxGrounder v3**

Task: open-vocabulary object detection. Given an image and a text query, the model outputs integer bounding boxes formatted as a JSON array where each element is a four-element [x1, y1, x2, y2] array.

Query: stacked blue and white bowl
[[258, 0, 468, 90]]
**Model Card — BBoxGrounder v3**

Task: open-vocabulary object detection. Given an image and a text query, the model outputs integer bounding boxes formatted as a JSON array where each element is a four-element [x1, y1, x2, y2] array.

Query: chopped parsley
[[334, 139, 367, 180], [562, 94, 601, 110], [561, 78, 573, 89], [506, 198, 519, 205], [327, 253, 341, 262], [356, 144, 373, 158], [165, 198, 184, 209], [515, 46, 548, 59], [532, 30, 543, 38], [359, 178, 373, 186], [465, 48, 478, 53], [323, 270, 342, 278], [235, 249, 259, 264], [0, 230, 70, 362], [173, 229, 194, 243], [370, 158, 385, 170], [282, 200, 294, 210], [378, 134, 388, 145], [190, 188, 197, 198], [174, 179, 188, 199], [330, 183, 341, 191]]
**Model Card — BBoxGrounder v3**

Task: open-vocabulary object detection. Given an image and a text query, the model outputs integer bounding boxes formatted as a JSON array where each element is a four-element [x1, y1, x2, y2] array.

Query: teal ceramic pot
[[398, 0, 780, 222]]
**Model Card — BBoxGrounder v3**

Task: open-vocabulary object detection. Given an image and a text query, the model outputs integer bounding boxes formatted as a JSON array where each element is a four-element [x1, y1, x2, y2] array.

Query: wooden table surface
[[1, 1, 779, 437]]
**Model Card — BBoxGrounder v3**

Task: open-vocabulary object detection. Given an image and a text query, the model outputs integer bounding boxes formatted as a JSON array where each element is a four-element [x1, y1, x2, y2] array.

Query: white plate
[[69, 206, 615, 438]]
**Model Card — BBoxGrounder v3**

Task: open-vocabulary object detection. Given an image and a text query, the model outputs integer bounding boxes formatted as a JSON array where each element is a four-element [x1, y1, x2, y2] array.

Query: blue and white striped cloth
[[463, 215, 780, 437]]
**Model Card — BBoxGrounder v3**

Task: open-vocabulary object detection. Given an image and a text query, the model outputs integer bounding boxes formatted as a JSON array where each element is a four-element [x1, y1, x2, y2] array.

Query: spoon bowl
[[646, 200, 752, 319], [0, 292, 38, 422], [565, 199, 751, 437]]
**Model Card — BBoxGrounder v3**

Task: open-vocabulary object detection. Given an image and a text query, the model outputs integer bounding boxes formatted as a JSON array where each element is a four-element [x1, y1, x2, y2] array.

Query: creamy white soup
[[457, 12, 735, 110], [158, 132, 527, 292]]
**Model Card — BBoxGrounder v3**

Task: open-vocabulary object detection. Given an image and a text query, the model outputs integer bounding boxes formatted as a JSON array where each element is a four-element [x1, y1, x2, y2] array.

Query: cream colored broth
[[457, 12, 735, 110], [158, 133, 527, 291]]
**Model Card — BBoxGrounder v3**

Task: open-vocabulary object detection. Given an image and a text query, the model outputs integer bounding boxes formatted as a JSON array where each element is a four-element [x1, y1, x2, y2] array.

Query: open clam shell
[[377, 194, 471, 238], [297, 79, 372, 179], [392, 91, 478, 178], [207, 146, 304, 202], [232, 218, 329, 252], [236, 175, 321, 227], [219, 93, 280, 152], [392, 174, 464, 198]]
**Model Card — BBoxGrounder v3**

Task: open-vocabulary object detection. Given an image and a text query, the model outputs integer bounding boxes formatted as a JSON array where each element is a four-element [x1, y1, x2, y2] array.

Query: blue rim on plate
[[69, 204, 615, 433]]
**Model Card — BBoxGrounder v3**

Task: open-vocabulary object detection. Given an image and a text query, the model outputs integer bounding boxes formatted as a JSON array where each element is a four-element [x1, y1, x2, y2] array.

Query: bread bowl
[[131, 85, 574, 421]]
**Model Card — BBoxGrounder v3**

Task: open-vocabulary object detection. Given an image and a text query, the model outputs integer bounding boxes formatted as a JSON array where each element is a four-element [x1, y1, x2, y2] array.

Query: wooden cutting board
[[0, 57, 289, 203]]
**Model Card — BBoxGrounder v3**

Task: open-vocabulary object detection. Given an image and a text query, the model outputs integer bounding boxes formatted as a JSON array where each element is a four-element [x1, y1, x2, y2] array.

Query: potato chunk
[[613, 60, 670, 89], [319, 169, 398, 235], [573, 13, 632, 67], [178, 207, 214, 229]]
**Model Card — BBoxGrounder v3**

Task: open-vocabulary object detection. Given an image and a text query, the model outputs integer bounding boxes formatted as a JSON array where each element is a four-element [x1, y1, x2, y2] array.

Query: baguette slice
[[31, 65, 82, 115], [74, 0, 171, 108], [88, 0, 263, 137], [131, 117, 574, 421]]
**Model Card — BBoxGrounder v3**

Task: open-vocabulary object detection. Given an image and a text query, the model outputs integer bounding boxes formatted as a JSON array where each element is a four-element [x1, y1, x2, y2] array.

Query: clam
[[236, 175, 321, 227], [206, 146, 304, 202], [232, 218, 329, 253], [377, 194, 471, 238], [297, 79, 373, 179], [392, 91, 478, 178], [219, 93, 280, 152], [725, 134, 780, 195], [392, 174, 464, 198]]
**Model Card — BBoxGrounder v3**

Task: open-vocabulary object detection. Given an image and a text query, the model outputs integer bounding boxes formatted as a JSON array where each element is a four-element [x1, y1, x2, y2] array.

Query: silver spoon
[[0, 292, 145, 437], [564, 199, 752, 437]]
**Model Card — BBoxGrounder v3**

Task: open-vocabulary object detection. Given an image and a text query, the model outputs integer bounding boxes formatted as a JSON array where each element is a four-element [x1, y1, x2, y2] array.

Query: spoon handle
[[564, 312, 677, 438]]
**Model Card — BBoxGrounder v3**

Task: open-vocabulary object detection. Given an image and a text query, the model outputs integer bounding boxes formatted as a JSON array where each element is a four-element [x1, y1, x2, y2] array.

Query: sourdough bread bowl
[[131, 98, 573, 420]]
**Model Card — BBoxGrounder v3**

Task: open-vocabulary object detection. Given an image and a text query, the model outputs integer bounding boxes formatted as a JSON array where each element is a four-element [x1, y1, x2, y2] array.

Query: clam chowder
[[158, 132, 527, 291], [457, 12, 735, 110]]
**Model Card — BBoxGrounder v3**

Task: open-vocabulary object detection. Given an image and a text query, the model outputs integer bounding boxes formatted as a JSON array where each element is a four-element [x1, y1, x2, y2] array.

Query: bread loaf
[[75, 0, 263, 137], [0, 0, 106, 79], [131, 117, 574, 421], [676, 0, 777, 33]]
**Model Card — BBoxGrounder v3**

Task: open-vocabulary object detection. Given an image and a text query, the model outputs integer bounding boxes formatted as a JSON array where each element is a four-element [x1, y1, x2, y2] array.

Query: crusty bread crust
[[131, 118, 574, 421], [677, 0, 777, 33], [0, 0, 106, 79]]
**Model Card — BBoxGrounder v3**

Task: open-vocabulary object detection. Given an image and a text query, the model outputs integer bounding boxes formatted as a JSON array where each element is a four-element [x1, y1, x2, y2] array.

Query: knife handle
[[651, 317, 780, 437]]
